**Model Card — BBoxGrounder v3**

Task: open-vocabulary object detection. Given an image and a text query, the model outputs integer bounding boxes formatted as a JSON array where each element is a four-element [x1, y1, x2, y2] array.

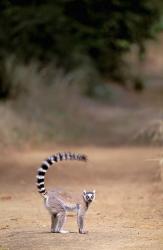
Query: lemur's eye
[[86, 195, 89, 199]]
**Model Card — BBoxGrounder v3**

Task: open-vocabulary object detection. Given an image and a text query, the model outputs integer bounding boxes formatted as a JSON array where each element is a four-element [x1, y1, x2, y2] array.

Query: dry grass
[[0, 59, 138, 148], [133, 120, 163, 146], [1, 33, 163, 149], [0, 60, 94, 148]]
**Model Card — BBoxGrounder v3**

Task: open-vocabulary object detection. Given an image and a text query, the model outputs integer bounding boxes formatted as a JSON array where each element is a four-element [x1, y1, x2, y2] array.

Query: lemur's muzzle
[[87, 198, 93, 202]]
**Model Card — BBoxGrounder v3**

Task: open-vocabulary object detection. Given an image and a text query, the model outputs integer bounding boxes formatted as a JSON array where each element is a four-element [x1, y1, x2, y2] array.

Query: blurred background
[[0, 0, 163, 148], [1, 2, 163, 249]]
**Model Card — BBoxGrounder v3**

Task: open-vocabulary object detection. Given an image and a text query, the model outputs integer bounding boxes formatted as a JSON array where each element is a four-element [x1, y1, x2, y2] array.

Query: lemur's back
[[48, 189, 81, 203], [46, 189, 83, 213]]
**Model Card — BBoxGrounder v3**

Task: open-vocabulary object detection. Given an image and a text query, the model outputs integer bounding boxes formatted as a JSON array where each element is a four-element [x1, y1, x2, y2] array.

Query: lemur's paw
[[51, 229, 69, 233], [51, 229, 55, 233], [79, 230, 88, 234], [59, 230, 69, 234]]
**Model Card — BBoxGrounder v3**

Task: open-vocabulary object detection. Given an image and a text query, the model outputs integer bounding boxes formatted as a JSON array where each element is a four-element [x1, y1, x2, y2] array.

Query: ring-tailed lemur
[[36, 152, 95, 234]]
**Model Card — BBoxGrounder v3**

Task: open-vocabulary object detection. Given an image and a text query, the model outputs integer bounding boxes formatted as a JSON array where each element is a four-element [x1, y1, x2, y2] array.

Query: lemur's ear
[[83, 190, 86, 195], [93, 190, 96, 194]]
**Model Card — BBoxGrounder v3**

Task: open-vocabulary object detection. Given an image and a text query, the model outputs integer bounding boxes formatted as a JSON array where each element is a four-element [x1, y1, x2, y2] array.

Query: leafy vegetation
[[0, 0, 162, 98]]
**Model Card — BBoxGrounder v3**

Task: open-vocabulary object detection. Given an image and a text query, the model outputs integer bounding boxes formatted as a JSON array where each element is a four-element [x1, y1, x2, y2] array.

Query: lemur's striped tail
[[36, 152, 87, 197]]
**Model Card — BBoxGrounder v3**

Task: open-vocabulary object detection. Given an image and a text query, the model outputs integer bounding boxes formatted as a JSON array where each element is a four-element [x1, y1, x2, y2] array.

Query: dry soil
[[0, 147, 163, 250]]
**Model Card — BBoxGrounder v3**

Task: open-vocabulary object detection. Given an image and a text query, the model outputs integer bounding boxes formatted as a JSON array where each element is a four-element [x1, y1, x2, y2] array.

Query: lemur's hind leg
[[51, 214, 58, 233], [54, 211, 69, 233]]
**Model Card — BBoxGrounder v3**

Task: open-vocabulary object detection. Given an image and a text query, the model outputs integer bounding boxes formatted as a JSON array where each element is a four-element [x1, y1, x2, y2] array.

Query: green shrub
[[0, 0, 162, 98]]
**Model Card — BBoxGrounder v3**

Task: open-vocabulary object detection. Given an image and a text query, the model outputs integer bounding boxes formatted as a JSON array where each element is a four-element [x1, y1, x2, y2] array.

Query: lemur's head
[[83, 190, 96, 203]]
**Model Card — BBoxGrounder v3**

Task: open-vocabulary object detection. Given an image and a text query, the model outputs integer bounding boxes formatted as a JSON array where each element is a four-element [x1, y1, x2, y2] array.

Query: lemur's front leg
[[77, 208, 88, 234]]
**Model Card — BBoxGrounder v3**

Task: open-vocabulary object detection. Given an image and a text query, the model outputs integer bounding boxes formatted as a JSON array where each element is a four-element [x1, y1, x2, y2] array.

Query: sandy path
[[0, 147, 163, 250]]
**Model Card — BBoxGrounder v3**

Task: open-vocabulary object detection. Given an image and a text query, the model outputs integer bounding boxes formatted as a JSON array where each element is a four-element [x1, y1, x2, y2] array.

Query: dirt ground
[[0, 147, 163, 250]]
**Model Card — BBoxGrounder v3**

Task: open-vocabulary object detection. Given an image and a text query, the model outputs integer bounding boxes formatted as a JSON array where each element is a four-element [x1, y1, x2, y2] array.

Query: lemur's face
[[83, 190, 96, 203]]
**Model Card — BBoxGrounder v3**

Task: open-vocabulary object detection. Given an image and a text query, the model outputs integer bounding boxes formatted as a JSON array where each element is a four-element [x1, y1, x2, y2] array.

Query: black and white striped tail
[[36, 152, 87, 197]]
